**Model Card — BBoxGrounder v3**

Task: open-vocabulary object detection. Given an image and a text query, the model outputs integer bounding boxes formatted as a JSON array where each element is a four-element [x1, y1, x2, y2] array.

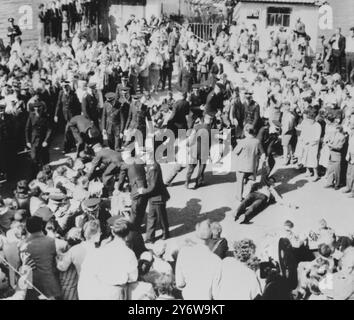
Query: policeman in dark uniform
[[86, 143, 124, 196], [0, 102, 15, 181], [124, 94, 152, 147], [138, 155, 170, 243], [102, 92, 121, 150], [81, 198, 112, 240], [167, 92, 190, 137], [7, 18, 22, 45], [188, 84, 204, 128], [204, 82, 224, 121], [243, 88, 261, 134], [25, 102, 53, 177], [64, 114, 101, 157], [117, 151, 148, 232], [81, 82, 100, 129], [54, 81, 81, 127]]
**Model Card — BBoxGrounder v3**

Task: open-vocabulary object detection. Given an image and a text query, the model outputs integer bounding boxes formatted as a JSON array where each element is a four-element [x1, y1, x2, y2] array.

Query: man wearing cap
[[25, 102, 53, 177], [243, 88, 261, 134], [124, 94, 152, 146], [55, 81, 81, 126], [7, 18, 22, 46], [138, 154, 170, 243], [64, 114, 101, 157], [189, 84, 204, 128], [346, 27, 354, 84], [82, 82, 99, 128], [102, 92, 125, 150]]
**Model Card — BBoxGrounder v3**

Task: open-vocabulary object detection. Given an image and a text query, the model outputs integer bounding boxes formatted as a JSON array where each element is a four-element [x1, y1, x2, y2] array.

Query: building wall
[[317, 0, 354, 40], [0, 0, 41, 45], [237, 2, 319, 54]]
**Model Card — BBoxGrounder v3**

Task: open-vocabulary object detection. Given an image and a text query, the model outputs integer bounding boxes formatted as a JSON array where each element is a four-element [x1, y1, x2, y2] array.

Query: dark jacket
[[142, 162, 170, 204], [24, 232, 62, 298], [55, 90, 81, 122], [25, 112, 52, 146], [118, 160, 147, 200], [205, 91, 223, 117], [81, 93, 99, 122]]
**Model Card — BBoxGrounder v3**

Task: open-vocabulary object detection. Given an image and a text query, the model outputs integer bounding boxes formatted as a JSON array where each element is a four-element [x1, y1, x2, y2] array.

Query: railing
[[187, 23, 218, 42]]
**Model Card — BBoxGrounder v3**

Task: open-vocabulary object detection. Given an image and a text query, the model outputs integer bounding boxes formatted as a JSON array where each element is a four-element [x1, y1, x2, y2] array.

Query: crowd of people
[[1, 1, 354, 300]]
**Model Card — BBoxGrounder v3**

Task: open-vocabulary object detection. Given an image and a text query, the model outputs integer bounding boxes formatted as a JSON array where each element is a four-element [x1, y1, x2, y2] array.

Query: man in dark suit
[[243, 89, 261, 134], [117, 152, 148, 231], [330, 28, 346, 75], [102, 92, 126, 151], [64, 115, 101, 157], [25, 102, 52, 177], [23, 216, 62, 299], [138, 156, 170, 243], [86, 144, 124, 195], [124, 94, 152, 147], [0, 102, 16, 181], [54, 81, 81, 126], [204, 82, 224, 120], [82, 83, 100, 129], [167, 92, 190, 137], [7, 18, 22, 45]]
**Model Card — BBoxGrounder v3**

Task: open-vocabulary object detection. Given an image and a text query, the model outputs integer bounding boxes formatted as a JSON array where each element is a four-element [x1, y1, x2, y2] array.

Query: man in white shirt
[[175, 220, 222, 300], [214, 239, 262, 300], [346, 27, 354, 84], [78, 217, 138, 300]]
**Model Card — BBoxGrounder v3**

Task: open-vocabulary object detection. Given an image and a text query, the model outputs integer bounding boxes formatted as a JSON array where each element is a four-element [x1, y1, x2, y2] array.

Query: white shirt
[[175, 242, 222, 300], [347, 36, 354, 53], [214, 257, 262, 300], [78, 238, 138, 300]]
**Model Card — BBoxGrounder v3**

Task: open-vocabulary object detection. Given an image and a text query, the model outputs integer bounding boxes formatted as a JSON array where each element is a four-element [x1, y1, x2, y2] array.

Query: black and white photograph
[[0, 0, 354, 304]]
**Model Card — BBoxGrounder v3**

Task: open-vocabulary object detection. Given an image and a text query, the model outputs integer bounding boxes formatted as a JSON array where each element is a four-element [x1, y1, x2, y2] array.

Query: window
[[266, 7, 292, 27]]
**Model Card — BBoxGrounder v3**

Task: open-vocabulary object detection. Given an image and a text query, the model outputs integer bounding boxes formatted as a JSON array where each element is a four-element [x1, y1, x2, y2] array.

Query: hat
[[132, 94, 142, 100], [88, 126, 101, 139], [61, 80, 71, 86], [82, 198, 101, 211], [350, 27, 354, 31], [48, 189, 67, 202], [105, 92, 116, 102], [244, 88, 253, 95], [34, 206, 53, 222], [32, 102, 43, 109], [121, 86, 130, 92], [8, 18, 14, 23], [88, 82, 96, 89]]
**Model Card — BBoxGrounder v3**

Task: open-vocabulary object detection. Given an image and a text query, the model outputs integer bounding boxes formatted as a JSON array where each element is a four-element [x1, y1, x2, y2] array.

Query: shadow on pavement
[[167, 198, 231, 238]]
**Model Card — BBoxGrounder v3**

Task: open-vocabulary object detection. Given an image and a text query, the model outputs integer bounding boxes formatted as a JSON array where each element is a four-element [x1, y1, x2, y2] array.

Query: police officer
[[65, 114, 101, 157], [243, 88, 261, 134], [138, 154, 170, 243], [54, 81, 81, 127], [25, 102, 52, 177], [82, 82, 100, 129], [0, 101, 15, 181], [117, 151, 148, 232], [86, 143, 124, 196], [102, 92, 126, 151], [167, 92, 190, 138], [7, 18, 22, 45], [124, 94, 152, 147]]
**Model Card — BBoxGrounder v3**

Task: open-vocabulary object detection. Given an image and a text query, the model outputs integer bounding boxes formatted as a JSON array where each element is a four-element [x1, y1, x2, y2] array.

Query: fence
[[187, 23, 218, 42]]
